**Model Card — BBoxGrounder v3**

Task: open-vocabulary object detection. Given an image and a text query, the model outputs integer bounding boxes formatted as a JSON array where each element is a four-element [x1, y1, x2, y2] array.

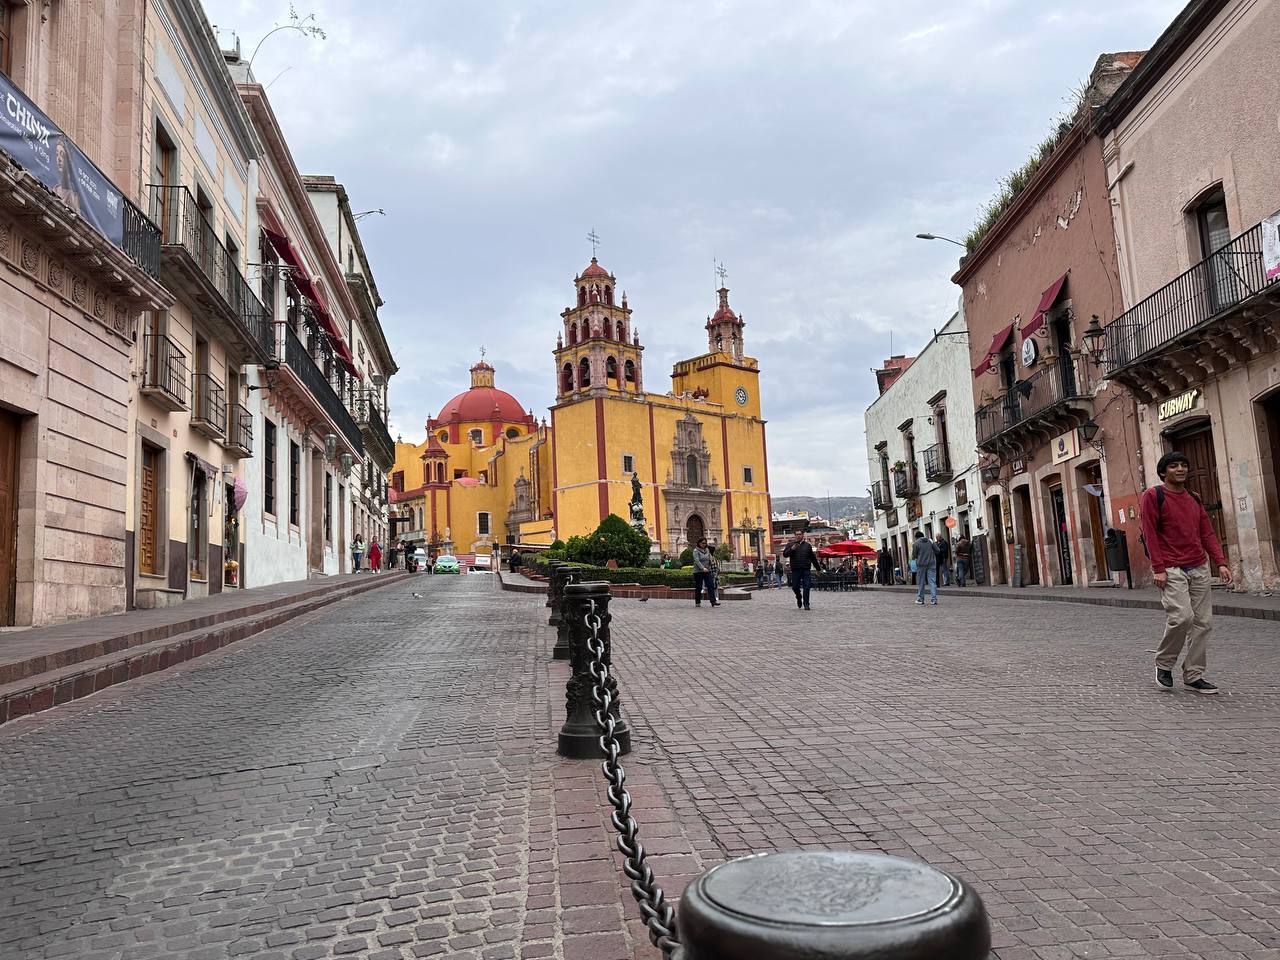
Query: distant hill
[[773, 496, 872, 521]]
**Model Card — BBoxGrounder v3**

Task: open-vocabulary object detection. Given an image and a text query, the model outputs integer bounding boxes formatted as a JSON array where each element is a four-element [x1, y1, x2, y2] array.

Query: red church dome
[[436, 386, 527, 426], [580, 257, 610, 279]]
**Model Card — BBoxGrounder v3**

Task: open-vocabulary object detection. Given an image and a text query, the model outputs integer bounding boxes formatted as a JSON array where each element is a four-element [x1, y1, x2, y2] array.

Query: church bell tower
[[554, 257, 645, 400]]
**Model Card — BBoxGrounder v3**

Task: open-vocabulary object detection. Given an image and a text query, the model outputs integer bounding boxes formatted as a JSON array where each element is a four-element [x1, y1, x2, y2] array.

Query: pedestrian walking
[[368, 538, 382, 573], [755, 562, 765, 590], [351, 534, 364, 573], [913, 531, 938, 605], [782, 530, 823, 611], [877, 546, 892, 585], [388, 542, 400, 570], [1141, 450, 1232, 694], [954, 534, 972, 587], [934, 532, 952, 586], [773, 555, 784, 588], [692, 537, 720, 607]]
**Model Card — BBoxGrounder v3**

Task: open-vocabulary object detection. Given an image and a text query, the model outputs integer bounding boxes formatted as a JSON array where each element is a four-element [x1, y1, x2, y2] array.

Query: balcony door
[[152, 123, 176, 238], [1196, 191, 1236, 313]]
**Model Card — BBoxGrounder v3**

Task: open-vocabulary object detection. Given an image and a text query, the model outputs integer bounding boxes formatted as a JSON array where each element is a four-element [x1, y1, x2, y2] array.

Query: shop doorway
[[1167, 424, 1227, 554], [0, 408, 19, 625], [223, 482, 239, 588], [1049, 484, 1073, 585], [1013, 486, 1040, 585], [139, 446, 160, 576], [1079, 463, 1108, 581], [1258, 392, 1280, 570], [986, 493, 1007, 584]]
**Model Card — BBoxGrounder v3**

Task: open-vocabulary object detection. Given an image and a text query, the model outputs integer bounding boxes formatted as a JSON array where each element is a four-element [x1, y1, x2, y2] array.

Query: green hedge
[[524, 552, 752, 588]]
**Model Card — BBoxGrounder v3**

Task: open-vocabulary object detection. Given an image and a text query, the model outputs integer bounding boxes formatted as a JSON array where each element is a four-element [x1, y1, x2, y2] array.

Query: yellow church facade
[[390, 257, 773, 561]]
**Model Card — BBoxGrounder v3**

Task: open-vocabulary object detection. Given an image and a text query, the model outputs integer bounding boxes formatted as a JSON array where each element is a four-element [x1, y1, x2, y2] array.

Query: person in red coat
[[368, 538, 382, 573]]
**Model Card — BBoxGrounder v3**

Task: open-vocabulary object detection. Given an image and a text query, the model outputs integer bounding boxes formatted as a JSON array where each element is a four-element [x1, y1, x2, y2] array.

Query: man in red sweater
[[1140, 451, 1232, 694]]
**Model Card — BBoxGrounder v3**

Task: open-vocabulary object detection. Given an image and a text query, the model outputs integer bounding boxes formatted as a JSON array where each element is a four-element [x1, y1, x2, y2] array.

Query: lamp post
[[916, 232, 966, 248]]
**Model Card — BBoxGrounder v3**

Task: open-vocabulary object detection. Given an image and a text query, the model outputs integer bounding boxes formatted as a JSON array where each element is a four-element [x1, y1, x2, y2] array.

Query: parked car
[[433, 554, 461, 574]]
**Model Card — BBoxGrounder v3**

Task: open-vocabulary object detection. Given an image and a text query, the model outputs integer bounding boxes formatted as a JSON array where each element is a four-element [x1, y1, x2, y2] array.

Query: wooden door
[[139, 447, 158, 575], [1177, 428, 1228, 553], [1015, 486, 1039, 585], [0, 409, 18, 625]]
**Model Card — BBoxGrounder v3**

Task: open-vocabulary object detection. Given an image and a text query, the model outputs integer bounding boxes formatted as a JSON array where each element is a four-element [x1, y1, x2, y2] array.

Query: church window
[[506, 427, 520, 439], [478, 470, 488, 484], [578, 287, 586, 307], [569, 322, 578, 345], [561, 363, 574, 393], [392, 470, 404, 492], [687, 455, 699, 487], [622, 454, 635, 474], [579, 357, 591, 387], [615, 320, 624, 340], [454, 469, 467, 479], [436, 463, 445, 483], [417, 507, 423, 530], [477, 512, 491, 536], [469, 428, 483, 445], [606, 356, 618, 381], [438, 430, 448, 443], [743, 466, 754, 485], [715, 334, 723, 351], [605, 285, 613, 305], [624, 359, 635, 384]]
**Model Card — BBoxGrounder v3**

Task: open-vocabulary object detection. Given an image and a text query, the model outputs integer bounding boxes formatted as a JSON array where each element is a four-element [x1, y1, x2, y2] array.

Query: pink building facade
[[1097, 0, 1280, 591]]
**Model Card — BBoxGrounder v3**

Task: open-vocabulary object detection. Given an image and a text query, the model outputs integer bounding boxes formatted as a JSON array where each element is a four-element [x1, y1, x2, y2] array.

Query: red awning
[[973, 322, 1015, 377], [263, 229, 361, 380], [1021, 272, 1068, 339]]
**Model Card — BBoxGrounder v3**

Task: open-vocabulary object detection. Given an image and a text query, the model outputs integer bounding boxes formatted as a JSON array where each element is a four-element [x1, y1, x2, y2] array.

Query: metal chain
[[583, 599, 682, 960]]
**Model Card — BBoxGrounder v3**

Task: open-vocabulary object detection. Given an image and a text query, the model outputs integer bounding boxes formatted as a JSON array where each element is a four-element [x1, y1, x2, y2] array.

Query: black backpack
[[1138, 485, 1202, 559]]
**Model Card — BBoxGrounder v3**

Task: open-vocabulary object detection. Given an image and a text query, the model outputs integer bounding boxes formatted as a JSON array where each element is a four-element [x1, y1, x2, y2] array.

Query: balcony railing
[[149, 184, 270, 360], [141, 334, 189, 410], [893, 468, 918, 499], [278, 324, 364, 456], [224, 403, 253, 457], [976, 357, 1089, 447], [121, 197, 162, 280], [355, 391, 395, 467], [923, 443, 952, 482], [191, 372, 226, 440], [1104, 217, 1278, 377], [870, 480, 892, 510]]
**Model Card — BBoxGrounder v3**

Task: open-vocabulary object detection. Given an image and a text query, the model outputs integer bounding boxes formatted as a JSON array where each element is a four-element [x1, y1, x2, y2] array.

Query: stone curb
[[0, 573, 410, 727]]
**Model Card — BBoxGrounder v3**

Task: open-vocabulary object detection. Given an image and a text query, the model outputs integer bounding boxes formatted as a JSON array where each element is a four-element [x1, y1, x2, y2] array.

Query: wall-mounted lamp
[[324, 433, 338, 460], [1078, 419, 1105, 456], [340, 453, 354, 473], [981, 465, 1000, 484], [1081, 314, 1107, 364]]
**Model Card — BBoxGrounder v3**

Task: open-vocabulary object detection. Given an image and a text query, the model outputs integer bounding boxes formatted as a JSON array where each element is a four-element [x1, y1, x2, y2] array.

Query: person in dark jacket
[[782, 530, 823, 610], [913, 532, 938, 605], [934, 532, 951, 586]]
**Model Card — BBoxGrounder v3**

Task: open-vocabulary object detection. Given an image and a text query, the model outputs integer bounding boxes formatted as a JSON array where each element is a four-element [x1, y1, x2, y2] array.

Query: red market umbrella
[[818, 540, 877, 559]]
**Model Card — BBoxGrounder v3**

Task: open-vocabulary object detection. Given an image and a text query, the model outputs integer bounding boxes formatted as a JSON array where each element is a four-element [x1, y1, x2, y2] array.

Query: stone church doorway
[[685, 513, 705, 548]]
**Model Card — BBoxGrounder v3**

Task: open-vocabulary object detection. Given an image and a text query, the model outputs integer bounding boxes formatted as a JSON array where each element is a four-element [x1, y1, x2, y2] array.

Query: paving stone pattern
[[2, 577, 1278, 959]]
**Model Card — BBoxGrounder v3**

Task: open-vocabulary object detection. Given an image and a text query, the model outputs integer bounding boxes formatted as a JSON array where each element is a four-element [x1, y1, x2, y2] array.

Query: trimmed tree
[[566, 514, 651, 568]]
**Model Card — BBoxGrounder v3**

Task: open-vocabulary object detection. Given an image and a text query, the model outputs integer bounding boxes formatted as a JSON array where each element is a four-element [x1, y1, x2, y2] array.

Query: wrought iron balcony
[[191, 373, 226, 441], [923, 443, 953, 482], [140, 334, 189, 411], [277, 324, 364, 456], [870, 480, 892, 510], [1102, 217, 1280, 401], [223, 403, 253, 458], [976, 356, 1092, 452], [149, 184, 271, 363], [893, 467, 918, 499], [355, 392, 395, 469]]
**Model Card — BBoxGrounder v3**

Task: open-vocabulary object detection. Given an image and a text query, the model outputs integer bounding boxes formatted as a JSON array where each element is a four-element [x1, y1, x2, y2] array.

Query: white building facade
[[864, 311, 981, 576]]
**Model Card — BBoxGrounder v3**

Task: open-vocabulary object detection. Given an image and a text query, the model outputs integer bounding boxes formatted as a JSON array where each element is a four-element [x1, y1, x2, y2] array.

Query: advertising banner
[[0, 72, 124, 245], [1263, 210, 1280, 282]]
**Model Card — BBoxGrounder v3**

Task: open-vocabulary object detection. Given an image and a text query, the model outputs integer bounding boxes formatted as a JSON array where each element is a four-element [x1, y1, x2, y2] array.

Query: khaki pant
[[1155, 562, 1212, 681]]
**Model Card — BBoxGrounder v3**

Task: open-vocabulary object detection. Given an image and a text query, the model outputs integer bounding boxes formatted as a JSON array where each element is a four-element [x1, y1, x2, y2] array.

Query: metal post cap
[[564, 581, 611, 599], [678, 850, 990, 960]]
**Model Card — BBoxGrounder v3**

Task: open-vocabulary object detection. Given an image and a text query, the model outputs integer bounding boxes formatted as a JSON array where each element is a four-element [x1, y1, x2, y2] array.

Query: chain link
[[583, 599, 682, 960]]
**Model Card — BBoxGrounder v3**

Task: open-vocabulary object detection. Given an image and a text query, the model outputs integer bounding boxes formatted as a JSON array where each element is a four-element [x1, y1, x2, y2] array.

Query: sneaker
[[1156, 669, 1173, 690], [1183, 678, 1219, 695], [930, 600, 937, 605], [803, 604, 811, 611], [915, 598, 924, 605]]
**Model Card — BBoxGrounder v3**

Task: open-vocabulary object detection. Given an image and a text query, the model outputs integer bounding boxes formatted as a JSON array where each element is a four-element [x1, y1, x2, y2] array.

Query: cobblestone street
[[2, 576, 1279, 960]]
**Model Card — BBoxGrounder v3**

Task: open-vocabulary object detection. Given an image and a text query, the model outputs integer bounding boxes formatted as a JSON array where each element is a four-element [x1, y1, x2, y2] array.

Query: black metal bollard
[[551, 566, 580, 660], [677, 850, 990, 959], [545, 559, 563, 611], [547, 562, 577, 628], [557, 582, 631, 759]]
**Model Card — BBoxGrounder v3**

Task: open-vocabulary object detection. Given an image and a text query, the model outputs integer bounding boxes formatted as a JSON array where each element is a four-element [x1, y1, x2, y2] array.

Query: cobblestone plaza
[[2, 577, 1278, 959]]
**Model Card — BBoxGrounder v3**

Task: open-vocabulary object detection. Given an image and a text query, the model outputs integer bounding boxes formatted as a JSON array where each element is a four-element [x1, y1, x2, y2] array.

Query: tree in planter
[[677, 547, 694, 568], [565, 514, 651, 568]]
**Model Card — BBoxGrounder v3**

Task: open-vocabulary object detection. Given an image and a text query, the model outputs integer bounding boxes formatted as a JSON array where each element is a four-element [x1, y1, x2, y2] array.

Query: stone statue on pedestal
[[629, 472, 646, 533]]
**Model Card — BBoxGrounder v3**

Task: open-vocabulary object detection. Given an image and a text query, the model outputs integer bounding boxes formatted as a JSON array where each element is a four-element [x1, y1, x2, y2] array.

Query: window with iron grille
[[289, 441, 300, 526], [743, 466, 753, 485], [263, 419, 277, 515], [477, 512, 491, 536], [324, 472, 332, 542]]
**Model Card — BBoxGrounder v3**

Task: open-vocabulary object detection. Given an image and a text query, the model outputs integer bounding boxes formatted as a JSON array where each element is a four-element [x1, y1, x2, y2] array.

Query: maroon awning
[[974, 322, 1015, 377], [263, 228, 361, 379], [1022, 272, 1068, 339]]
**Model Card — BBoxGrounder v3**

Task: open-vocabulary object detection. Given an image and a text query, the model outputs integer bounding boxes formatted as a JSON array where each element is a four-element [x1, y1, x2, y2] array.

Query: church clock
[[735, 386, 748, 406]]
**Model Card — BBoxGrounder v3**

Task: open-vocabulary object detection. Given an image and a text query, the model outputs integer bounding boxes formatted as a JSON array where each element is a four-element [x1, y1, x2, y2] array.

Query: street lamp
[[916, 233, 966, 248], [1081, 314, 1107, 363]]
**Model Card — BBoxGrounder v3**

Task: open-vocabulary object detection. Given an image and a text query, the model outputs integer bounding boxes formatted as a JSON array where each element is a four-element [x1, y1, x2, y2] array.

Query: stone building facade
[[0, 1, 172, 625]]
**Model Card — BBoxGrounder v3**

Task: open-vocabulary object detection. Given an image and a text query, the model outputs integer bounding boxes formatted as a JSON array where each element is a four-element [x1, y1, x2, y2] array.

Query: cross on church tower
[[715, 260, 728, 289], [587, 228, 601, 258]]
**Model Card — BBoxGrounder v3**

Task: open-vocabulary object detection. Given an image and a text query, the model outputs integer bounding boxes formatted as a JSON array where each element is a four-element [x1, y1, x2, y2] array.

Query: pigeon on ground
[[638, 596, 648, 602], [411, 592, 423, 599]]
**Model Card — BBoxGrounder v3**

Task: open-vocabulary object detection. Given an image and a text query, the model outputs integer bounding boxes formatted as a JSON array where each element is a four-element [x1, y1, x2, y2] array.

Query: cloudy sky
[[206, 0, 1180, 496]]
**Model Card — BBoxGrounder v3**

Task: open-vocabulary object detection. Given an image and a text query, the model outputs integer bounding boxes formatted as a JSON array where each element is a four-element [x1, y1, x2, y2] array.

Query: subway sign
[[1158, 389, 1200, 422]]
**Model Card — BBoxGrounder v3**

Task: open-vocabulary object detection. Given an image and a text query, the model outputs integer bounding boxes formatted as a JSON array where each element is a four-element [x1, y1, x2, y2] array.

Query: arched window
[[615, 320, 624, 340], [624, 359, 636, 384], [436, 463, 444, 483], [561, 362, 574, 393], [579, 356, 591, 387], [686, 455, 699, 487], [578, 287, 586, 307], [606, 356, 618, 381], [417, 507, 423, 529], [602, 319, 611, 340], [569, 322, 578, 345], [506, 427, 520, 439], [604, 285, 613, 305]]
